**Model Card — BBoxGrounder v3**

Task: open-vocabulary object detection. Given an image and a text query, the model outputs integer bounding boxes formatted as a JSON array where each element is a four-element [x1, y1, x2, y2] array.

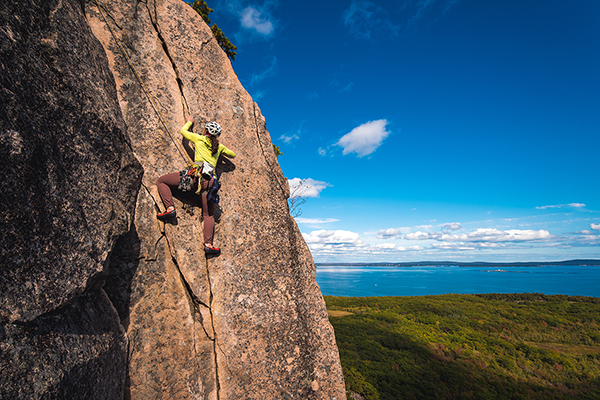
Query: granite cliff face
[[1, 0, 345, 399], [0, 0, 139, 397]]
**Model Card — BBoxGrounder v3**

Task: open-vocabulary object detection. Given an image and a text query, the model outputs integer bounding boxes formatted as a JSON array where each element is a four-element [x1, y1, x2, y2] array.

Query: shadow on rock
[[0, 292, 127, 400], [217, 157, 236, 177], [104, 225, 141, 330]]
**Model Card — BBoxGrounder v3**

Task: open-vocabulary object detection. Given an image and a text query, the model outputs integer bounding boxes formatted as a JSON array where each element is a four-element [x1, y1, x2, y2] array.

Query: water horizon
[[316, 262, 600, 298]]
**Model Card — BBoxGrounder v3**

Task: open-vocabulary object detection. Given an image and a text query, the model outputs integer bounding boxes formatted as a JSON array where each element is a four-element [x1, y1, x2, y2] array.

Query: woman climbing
[[156, 116, 236, 255]]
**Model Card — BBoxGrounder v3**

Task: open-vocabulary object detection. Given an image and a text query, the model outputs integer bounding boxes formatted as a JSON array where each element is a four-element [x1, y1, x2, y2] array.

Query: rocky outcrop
[[0, 0, 141, 398], [1, 0, 345, 398]]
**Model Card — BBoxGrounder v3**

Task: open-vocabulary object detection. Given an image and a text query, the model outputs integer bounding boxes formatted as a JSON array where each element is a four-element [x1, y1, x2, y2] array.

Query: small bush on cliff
[[288, 179, 309, 218], [190, 0, 237, 61]]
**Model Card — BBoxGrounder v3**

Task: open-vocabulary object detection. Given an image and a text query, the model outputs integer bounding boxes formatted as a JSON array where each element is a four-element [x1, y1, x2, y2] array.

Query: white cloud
[[342, 0, 379, 39], [415, 224, 433, 230], [251, 89, 267, 100], [438, 228, 552, 242], [442, 223, 461, 231], [343, 0, 460, 39], [377, 224, 452, 240], [536, 203, 586, 210], [305, 216, 599, 261], [403, 0, 462, 27], [438, 233, 469, 241], [503, 229, 553, 241], [432, 242, 506, 251], [279, 133, 298, 143], [569, 232, 600, 246], [401, 246, 425, 251], [432, 242, 477, 250], [408, 0, 435, 26], [278, 120, 305, 144], [288, 178, 331, 198], [405, 231, 441, 240], [303, 230, 361, 245], [376, 227, 408, 239], [373, 243, 396, 249], [336, 119, 391, 157], [240, 6, 274, 35], [318, 147, 327, 156], [342, 0, 400, 39], [250, 56, 278, 86], [295, 218, 339, 224], [377, 223, 553, 247], [302, 229, 426, 261]]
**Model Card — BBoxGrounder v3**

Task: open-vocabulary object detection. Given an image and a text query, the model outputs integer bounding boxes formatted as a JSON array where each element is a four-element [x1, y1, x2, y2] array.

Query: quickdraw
[[178, 164, 200, 192]]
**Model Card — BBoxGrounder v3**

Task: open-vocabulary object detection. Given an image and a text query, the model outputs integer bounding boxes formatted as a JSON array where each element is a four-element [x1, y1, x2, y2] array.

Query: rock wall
[[0, 0, 141, 398], [0, 0, 345, 398]]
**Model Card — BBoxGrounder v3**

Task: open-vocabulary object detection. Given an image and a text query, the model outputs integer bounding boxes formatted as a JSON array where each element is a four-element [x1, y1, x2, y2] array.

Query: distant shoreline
[[316, 259, 600, 268]]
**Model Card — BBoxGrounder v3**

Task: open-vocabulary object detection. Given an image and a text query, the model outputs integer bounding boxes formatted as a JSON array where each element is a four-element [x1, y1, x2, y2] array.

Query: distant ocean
[[316, 264, 600, 298]]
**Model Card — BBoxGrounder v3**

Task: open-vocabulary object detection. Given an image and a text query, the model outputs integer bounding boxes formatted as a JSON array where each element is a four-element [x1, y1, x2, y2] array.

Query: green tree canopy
[[191, 0, 212, 25], [211, 24, 237, 61], [190, 1, 237, 61]]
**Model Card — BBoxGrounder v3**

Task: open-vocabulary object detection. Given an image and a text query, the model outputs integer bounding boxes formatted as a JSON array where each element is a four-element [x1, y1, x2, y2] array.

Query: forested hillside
[[326, 294, 600, 400]]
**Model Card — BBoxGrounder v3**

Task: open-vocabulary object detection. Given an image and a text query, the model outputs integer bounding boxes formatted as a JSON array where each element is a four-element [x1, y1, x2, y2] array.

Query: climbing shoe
[[204, 245, 221, 255], [157, 209, 176, 221]]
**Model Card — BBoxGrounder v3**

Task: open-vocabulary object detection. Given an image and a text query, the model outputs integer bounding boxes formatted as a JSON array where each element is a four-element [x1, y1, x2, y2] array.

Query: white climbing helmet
[[205, 121, 222, 138]]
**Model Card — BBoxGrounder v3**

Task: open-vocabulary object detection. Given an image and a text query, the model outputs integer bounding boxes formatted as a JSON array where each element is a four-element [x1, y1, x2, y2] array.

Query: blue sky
[[206, 0, 600, 263]]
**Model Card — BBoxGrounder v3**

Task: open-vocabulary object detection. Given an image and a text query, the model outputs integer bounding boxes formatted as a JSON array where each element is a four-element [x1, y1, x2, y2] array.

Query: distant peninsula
[[317, 259, 600, 268]]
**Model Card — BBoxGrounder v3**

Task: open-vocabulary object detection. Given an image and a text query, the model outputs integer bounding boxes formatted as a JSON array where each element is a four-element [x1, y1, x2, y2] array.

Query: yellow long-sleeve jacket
[[180, 121, 236, 167]]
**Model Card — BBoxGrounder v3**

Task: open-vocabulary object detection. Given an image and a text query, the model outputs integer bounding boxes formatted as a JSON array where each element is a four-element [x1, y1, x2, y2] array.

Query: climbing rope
[[92, 0, 192, 166]]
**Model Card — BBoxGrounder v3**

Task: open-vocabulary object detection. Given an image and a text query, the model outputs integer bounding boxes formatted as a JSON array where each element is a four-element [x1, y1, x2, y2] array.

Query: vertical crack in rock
[[144, 0, 189, 116], [203, 257, 222, 400], [140, 183, 160, 210], [160, 231, 222, 399], [141, 4, 224, 394], [146, 235, 163, 262], [158, 231, 211, 334], [92, 1, 123, 31]]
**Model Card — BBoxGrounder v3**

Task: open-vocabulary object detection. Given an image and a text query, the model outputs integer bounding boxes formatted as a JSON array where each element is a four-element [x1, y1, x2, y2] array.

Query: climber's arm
[[220, 145, 236, 159], [180, 121, 202, 142]]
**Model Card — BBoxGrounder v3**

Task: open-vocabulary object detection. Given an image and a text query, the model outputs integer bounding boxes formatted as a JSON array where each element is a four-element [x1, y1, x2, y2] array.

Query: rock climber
[[156, 116, 236, 255]]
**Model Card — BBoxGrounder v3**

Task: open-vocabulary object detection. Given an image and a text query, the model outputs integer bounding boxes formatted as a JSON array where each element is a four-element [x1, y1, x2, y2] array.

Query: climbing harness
[[177, 161, 215, 191], [92, 0, 192, 167], [176, 162, 220, 202], [177, 164, 200, 192]]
